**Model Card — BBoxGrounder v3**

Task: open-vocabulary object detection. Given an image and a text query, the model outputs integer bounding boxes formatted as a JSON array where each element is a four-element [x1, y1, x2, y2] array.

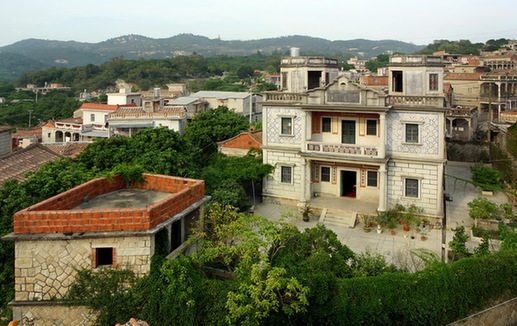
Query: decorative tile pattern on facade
[[386, 112, 440, 155], [266, 108, 303, 145]]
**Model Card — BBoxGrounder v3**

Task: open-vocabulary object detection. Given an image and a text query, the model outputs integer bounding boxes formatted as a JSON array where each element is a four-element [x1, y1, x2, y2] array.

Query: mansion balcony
[[386, 95, 445, 108], [305, 141, 380, 158], [109, 110, 185, 120]]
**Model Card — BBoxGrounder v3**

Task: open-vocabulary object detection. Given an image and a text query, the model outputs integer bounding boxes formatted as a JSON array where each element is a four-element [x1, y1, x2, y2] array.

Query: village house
[[3, 173, 208, 325], [261, 54, 447, 221], [188, 90, 262, 122]]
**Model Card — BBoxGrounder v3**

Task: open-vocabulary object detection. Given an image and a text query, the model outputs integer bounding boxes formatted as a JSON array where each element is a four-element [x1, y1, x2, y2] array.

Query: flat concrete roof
[[73, 188, 172, 210]]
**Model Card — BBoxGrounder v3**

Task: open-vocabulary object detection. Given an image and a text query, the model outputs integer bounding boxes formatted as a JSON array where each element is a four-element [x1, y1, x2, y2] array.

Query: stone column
[[299, 159, 307, 203], [378, 163, 388, 212], [379, 113, 387, 158]]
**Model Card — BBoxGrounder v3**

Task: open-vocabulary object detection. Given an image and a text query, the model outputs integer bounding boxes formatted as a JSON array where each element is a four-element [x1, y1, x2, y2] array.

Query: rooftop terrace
[[13, 174, 205, 234]]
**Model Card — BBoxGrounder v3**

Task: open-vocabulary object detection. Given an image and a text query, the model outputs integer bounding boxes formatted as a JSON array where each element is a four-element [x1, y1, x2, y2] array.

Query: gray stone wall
[[14, 235, 153, 302], [12, 305, 96, 326]]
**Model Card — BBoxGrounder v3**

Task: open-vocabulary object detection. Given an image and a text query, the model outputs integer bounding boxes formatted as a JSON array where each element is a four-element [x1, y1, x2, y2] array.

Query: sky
[[1, 0, 516, 48]]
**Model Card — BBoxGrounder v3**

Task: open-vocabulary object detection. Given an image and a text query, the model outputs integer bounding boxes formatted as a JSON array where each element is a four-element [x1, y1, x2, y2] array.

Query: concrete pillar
[[378, 163, 388, 212], [379, 113, 387, 158], [299, 159, 307, 203]]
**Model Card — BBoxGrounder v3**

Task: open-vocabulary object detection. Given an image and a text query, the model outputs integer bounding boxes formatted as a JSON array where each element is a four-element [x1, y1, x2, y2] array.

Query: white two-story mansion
[[261, 55, 447, 218]]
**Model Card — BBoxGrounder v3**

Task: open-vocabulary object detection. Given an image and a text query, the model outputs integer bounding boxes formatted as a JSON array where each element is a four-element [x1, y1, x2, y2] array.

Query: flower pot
[[303, 214, 309, 222], [403, 224, 410, 232], [390, 230, 396, 236], [363, 227, 371, 233], [421, 236, 427, 241]]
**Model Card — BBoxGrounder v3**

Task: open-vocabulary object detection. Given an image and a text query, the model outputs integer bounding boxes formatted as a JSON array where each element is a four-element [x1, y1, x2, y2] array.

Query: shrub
[[470, 163, 501, 191]]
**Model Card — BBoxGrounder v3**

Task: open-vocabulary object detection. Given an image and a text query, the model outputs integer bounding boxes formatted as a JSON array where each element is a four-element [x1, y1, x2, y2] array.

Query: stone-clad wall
[[14, 235, 152, 302], [264, 149, 301, 201], [12, 305, 96, 326], [387, 160, 441, 215]]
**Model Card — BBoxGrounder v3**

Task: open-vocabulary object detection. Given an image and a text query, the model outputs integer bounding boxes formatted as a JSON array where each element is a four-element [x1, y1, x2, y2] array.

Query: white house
[[261, 55, 447, 218]]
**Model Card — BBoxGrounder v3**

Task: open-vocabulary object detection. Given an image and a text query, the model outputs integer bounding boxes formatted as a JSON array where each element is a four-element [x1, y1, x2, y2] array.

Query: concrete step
[[320, 208, 357, 228]]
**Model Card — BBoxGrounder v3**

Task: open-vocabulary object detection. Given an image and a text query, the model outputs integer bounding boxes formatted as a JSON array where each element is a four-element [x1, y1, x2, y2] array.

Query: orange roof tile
[[444, 73, 483, 80], [218, 130, 263, 149], [79, 103, 137, 111]]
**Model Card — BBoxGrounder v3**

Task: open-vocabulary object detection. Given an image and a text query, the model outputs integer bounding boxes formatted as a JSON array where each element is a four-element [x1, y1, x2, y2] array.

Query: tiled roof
[[42, 142, 90, 157], [157, 107, 185, 113], [114, 107, 143, 114], [55, 117, 83, 124], [190, 91, 250, 99], [444, 73, 483, 80], [218, 130, 263, 149], [79, 103, 138, 111], [0, 144, 61, 185], [13, 129, 42, 138]]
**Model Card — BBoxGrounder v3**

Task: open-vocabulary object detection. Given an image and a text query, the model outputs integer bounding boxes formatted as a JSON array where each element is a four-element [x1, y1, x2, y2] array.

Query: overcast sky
[[1, 0, 516, 47]]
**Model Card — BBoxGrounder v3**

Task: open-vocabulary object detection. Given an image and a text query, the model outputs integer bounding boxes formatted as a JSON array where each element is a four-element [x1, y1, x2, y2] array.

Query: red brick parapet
[[13, 174, 205, 234]]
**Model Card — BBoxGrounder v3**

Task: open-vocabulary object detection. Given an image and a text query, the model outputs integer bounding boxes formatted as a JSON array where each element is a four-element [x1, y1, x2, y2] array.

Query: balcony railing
[[262, 92, 307, 103], [387, 95, 444, 108], [109, 112, 185, 120], [307, 141, 379, 157]]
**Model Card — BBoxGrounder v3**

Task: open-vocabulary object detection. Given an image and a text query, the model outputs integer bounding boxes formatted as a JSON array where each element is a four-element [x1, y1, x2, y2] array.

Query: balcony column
[[302, 110, 309, 151], [379, 113, 387, 158], [378, 163, 388, 212], [299, 159, 308, 203]]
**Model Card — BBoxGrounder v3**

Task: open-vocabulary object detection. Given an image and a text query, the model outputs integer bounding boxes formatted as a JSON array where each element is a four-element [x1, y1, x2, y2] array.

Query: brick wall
[[13, 174, 205, 234]]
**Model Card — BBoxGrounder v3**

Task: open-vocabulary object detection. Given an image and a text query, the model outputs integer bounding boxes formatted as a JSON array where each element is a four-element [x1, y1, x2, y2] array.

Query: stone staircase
[[318, 208, 357, 229]]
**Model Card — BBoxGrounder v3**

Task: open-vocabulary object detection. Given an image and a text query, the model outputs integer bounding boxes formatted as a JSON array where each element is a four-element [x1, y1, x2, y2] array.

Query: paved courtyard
[[253, 161, 512, 268]]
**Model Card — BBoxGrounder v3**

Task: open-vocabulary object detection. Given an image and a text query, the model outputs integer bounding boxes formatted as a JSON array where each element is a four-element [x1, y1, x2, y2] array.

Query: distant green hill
[[0, 52, 49, 81], [0, 34, 424, 81]]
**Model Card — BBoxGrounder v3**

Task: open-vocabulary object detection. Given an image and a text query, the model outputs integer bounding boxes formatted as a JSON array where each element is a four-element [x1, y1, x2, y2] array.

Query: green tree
[[185, 106, 249, 165]]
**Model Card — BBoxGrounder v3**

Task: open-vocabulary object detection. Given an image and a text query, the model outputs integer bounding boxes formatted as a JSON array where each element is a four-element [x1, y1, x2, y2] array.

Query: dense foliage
[[11, 53, 282, 93], [0, 90, 81, 127], [63, 204, 517, 326], [0, 118, 274, 323], [416, 38, 511, 55]]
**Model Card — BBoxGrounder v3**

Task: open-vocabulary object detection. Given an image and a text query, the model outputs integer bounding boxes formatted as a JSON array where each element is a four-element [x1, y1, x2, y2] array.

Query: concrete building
[[261, 55, 446, 219], [188, 91, 262, 122], [3, 173, 208, 325], [0, 126, 13, 156]]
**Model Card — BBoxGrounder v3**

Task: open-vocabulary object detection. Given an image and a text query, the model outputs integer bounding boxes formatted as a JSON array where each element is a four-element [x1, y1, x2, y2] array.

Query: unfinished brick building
[[3, 173, 208, 326]]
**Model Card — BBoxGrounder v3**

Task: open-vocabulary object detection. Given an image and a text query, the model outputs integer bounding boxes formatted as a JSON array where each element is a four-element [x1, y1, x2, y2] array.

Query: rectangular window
[[95, 247, 114, 268], [429, 73, 439, 91], [90, 114, 95, 122], [321, 166, 331, 182], [405, 123, 419, 143], [405, 178, 419, 198], [367, 171, 378, 187], [392, 71, 403, 92], [281, 166, 292, 183], [281, 72, 288, 90], [281, 117, 293, 135], [104, 115, 108, 123], [321, 117, 332, 133], [366, 119, 377, 136]]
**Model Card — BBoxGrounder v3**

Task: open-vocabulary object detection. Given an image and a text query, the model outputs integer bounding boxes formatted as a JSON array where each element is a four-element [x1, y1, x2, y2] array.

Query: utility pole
[[28, 110, 33, 128]]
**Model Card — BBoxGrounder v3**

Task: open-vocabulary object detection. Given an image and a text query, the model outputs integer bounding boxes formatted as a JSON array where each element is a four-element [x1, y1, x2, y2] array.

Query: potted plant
[[362, 214, 374, 233], [375, 211, 389, 234], [420, 228, 429, 241], [401, 204, 424, 232], [387, 218, 398, 236], [300, 204, 313, 222]]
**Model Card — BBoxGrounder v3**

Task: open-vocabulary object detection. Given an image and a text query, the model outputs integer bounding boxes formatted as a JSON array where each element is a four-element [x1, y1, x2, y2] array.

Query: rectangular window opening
[[405, 123, 419, 143], [366, 119, 377, 136], [321, 166, 331, 182], [281, 166, 292, 183], [405, 178, 419, 198], [429, 73, 439, 91], [95, 247, 113, 267], [367, 171, 378, 187], [393, 71, 403, 92], [322, 117, 332, 133], [281, 117, 293, 135]]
